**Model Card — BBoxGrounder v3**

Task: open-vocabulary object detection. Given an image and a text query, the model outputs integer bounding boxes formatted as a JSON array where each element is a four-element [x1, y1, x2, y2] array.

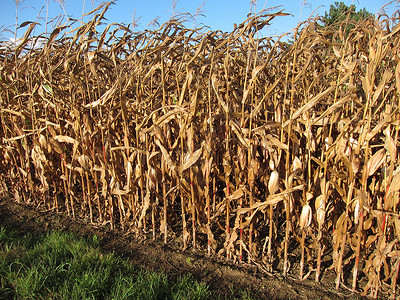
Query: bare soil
[[0, 196, 363, 300]]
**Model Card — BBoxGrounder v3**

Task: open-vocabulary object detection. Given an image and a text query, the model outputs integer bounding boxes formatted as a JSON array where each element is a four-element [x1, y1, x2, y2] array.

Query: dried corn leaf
[[389, 172, 400, 193], [384, 126, 397, 163], [366, 148, 386, 177], [54, 135, 78, 144], [227, 187, 244, 201], [155, 140, 177, 175], [180, 147, 202, 174]]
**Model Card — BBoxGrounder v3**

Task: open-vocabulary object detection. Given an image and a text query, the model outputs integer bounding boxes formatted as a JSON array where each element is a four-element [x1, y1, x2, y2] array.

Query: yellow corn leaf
[[384, 126, 397, 163], [155, 140, 177, 175], [396, 60, 400, 94], [54, 135, 78, 144], [227, 188, 244, 201], [372, 70, 392, 105], [230, 120, 250, 148], [180, 147, 202, 174], [366, 148, 386, 177], [389, 172, 400, 193]]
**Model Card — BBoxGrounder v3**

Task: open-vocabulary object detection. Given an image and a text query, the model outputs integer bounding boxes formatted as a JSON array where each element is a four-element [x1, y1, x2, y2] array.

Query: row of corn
[[1, 3, 399, 297]]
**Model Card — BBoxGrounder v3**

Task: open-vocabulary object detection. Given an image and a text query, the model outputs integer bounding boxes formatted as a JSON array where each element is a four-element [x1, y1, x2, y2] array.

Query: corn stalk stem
[[248, 183, 254, 264], [190, 168, 196, 248], [300, 229, 306, 280], [240, 189, 244, 262], [283, 198, 290, 276], [205, 164, 211, 255], [267, 204, 273, 264], [316, 241, 323, 282], [118, 194, 125, 231], [352, 210, 363, 291], [85, 172, 93, 223], [391, 258, 400, 299], [162, 160, 168, 244]]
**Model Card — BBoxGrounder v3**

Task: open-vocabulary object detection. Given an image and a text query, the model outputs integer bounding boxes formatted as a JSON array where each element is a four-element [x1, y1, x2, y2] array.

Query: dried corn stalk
[[1, 3, 399, 297]]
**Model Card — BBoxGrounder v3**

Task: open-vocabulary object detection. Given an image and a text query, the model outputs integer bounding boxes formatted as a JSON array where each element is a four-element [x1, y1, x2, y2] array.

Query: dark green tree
[[322, 1, 373, 27]]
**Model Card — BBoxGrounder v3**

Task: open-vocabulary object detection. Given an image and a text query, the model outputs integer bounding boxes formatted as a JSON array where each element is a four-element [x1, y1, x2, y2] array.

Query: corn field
[[1, 3, 400, 297]]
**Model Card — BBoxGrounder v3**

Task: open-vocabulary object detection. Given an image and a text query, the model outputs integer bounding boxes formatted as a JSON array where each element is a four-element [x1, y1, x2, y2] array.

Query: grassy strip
[[0, 226, 252, 299]]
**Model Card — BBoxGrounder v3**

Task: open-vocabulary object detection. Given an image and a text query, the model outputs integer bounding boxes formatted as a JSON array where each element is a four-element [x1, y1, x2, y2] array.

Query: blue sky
[[0, 0, 398, 41]]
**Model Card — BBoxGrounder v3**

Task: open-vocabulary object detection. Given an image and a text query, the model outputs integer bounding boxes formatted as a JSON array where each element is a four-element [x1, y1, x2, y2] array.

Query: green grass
[[0, 226, 253, 300]]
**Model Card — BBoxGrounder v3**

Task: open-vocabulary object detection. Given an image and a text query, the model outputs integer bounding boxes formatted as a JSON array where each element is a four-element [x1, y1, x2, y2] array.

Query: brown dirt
[[0, 196, 362, 300]]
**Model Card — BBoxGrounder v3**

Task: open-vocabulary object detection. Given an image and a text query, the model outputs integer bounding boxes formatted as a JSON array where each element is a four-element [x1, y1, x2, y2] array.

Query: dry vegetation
[[1, 2, 400, 298]]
